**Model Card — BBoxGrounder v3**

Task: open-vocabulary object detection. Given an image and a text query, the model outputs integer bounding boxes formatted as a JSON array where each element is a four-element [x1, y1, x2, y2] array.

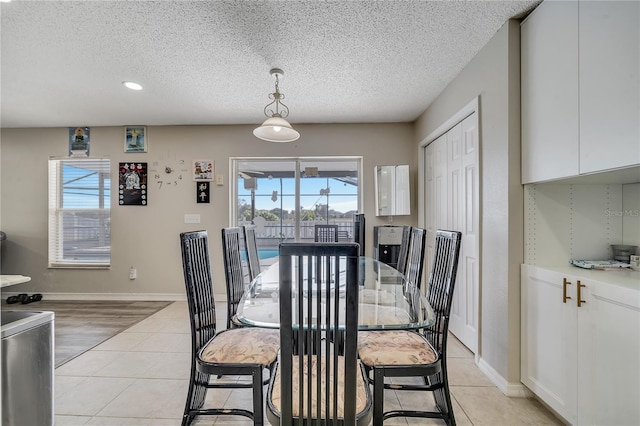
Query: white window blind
[[48, 158, 111, 268]]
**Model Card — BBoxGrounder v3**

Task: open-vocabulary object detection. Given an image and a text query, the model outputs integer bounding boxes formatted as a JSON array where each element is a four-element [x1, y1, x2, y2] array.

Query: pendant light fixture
[[253, 68, 300, 143]]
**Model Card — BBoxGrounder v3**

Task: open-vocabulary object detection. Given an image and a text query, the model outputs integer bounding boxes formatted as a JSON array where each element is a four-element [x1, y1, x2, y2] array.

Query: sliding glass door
[[232, 157, 361, 262]]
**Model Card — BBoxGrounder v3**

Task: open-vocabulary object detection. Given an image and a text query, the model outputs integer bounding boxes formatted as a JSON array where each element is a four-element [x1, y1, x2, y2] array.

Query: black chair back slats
[[353, 213, 366, 256], [425, 230, 462, 353], [404, 227, 427, 289], [395, 225, 413, 275], [181, 230, 217, 358], [221, 227, 246, 329], [314, 224, 339, 242], [243, 224, 261, 282]]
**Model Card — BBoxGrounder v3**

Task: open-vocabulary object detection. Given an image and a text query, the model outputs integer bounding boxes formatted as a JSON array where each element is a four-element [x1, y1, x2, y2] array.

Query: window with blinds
[[48, 158, 111, 268]]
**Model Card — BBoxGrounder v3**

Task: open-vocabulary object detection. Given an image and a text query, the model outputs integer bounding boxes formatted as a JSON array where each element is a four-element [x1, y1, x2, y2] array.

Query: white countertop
[[0, 275, 32, 288]]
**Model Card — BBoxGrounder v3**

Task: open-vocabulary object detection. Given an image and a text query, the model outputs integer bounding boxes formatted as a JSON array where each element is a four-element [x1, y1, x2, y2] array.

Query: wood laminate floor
[[2, 299, 171, 367]]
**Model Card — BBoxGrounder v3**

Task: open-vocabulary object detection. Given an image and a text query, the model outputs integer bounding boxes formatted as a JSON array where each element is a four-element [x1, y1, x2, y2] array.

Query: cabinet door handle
[[563, 278, 572, 303], [577, 280, 586, 307]]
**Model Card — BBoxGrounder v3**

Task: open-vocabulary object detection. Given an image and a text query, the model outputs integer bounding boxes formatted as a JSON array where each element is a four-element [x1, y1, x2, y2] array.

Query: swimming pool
[[257, 249, 279, 259], [241, 249, 279, 260]]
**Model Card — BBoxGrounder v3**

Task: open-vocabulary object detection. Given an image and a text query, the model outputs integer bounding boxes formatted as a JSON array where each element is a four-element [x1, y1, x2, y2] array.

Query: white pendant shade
[[253, 116, 300, 143]]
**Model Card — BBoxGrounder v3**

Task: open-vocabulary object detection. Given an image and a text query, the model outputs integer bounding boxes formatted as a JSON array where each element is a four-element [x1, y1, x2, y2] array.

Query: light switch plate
[[184, 214, 201, 224], [215, 174, 224, 186]]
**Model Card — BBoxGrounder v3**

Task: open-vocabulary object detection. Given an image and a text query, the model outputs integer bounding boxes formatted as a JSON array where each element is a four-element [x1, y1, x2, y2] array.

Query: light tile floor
[[55, 301, 562, 425]]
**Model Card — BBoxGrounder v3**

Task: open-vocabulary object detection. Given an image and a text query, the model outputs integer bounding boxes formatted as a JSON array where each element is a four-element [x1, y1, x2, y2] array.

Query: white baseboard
[[476, 357, 532, 398]]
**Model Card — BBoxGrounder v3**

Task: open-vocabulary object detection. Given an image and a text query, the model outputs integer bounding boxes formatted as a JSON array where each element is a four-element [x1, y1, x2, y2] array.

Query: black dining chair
[[221, 227, 249, 329], [357, 229, 462, 426], [404, 226, 427, 289], [314, 224, 339, 242], [395, 225, 413, 276], [243, 224, 262, 282], [266, 242, 373, 426], [179, 230, 279, 426]]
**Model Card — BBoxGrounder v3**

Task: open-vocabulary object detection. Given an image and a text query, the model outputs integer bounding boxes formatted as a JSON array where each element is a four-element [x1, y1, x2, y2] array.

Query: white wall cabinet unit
[[521, 0, 579, 184], [579, 1, 640, 174], [521, 264, 640, 425], [521, 0, 640, 184], [375, 165, 410, 216]]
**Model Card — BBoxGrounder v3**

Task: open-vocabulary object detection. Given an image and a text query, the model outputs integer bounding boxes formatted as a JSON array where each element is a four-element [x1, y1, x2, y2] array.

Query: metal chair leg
[[373, 367, 385, 426], [252, 367, 264, 425], [182, 369, 208, 426], [434, 380, 456, 426]]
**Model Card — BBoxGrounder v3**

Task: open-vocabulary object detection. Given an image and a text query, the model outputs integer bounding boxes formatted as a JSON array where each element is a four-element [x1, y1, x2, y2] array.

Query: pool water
[[241, 249, 279, 260], [258, 249, 279, 259]]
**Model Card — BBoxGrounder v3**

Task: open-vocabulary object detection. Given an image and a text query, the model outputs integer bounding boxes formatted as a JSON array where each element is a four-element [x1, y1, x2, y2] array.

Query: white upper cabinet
[[579, 1, 640, 174], [521, 0, 640, 184], [521, 0, 579, 184], [374, 165, 410, 216]]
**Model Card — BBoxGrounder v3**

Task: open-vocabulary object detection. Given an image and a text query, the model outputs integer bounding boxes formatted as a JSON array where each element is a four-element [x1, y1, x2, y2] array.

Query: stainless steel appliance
[[1, 310, 54, 426]]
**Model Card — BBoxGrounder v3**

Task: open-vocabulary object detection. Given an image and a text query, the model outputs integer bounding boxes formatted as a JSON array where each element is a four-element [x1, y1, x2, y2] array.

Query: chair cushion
[[269, 356, 370, 419], [200, 328, 279, 366], [357, 330, 437, 366]]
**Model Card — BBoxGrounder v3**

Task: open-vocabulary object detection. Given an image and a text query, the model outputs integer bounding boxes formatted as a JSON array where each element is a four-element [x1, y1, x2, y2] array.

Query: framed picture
[[118, 162, 148, 205], [124, 126, 147, 153], [192, 160, 213, 181], [69, 127, 90, 157], [196, 182, 210, 203]]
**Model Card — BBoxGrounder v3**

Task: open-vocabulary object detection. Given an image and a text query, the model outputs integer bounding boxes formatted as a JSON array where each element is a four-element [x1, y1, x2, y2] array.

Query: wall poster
[[119, 162, 147, 205], [192, 160, 213, 181], [124, 126, 147, 153], [69, 127, 90, 157], [197, 182, 210, 203]]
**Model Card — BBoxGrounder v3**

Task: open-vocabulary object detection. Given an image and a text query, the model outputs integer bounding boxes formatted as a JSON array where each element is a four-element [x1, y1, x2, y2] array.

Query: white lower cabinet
[[521, 265, 640, 425]]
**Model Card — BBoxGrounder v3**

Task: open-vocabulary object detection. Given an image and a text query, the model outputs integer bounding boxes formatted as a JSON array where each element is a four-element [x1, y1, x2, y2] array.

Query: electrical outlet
[[129, 267, 137, 280], [184, 214, 200, 224]]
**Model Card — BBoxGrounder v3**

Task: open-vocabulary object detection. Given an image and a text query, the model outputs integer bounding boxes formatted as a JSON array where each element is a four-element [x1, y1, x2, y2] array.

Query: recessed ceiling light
[[122, 81, 143, 91]]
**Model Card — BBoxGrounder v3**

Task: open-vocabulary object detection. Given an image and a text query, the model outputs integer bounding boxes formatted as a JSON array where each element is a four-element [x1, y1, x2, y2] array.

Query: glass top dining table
[[236, 256, 435, 330]]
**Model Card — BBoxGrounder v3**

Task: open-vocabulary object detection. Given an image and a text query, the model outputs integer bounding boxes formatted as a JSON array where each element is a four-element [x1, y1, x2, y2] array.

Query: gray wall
[[414, 21, 523, 388], [0, 123, 416, 298]]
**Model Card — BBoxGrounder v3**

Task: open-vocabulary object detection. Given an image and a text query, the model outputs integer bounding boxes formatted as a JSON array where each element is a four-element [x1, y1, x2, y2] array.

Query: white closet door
[[425, 133, 448, 277], [446, 123, 464, 340], [423, 111, 479, 354], [448, 113, 479, 353]]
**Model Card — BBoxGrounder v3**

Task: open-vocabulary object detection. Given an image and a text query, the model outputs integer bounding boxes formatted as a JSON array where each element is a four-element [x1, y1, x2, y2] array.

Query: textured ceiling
[[0, 0, 540, 129]]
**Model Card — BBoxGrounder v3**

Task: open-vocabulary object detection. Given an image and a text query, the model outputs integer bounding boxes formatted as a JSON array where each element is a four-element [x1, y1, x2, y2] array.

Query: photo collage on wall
[[119, 162, 148, 205], [193, 160, 213, 204], [70, 128, 211, 206]]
